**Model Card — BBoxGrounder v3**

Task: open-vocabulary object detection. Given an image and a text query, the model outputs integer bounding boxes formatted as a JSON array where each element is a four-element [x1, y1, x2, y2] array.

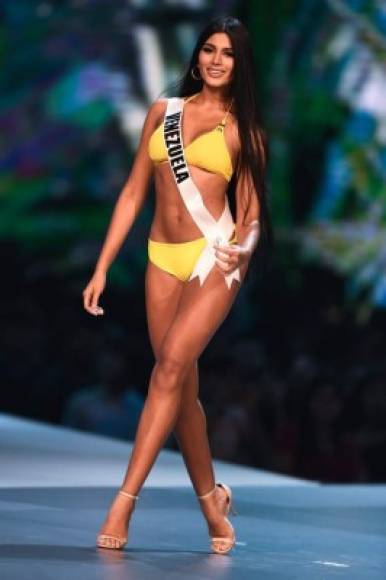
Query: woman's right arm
[[82, 100, 164, 315]]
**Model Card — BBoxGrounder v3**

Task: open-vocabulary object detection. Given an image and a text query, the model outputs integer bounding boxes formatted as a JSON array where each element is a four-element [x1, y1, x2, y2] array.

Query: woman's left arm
[[213, 174, 261, 274], [214, 128, 265, 275], [234, 165, 261, 259]]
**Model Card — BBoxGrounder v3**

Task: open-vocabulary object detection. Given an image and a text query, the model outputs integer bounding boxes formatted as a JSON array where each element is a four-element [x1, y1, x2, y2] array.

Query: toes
[[213, 540, 226, 553], [98, 536, 115, 549], [213, 541, 221, 551], [212, 538, 233, 554], [97, 533, 127, 550]]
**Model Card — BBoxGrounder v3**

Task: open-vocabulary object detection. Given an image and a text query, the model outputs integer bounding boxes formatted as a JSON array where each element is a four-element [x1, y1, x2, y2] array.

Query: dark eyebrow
[[203, 42, 233, 50]]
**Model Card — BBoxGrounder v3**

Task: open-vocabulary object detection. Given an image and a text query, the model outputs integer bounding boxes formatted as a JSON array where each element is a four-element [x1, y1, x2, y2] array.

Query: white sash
[[163, 97, 241, 289]]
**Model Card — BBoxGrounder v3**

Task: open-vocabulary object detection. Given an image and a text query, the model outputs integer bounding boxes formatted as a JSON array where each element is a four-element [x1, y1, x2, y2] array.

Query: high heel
[[197, 481, 237, 554], [96, 489, 139, 550]]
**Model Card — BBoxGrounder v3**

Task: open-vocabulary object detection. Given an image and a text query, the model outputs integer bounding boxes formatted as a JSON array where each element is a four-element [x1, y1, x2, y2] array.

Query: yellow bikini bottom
[[148, 232, 238, 282]]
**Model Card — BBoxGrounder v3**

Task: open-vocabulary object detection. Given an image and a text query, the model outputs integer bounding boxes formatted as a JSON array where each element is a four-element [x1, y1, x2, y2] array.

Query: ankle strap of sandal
[[197, 484, 217, 500], [119, 489, 139, 500]]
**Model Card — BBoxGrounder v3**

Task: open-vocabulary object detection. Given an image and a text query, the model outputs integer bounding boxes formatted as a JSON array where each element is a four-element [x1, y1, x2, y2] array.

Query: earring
[[190, 65, 202, 80]]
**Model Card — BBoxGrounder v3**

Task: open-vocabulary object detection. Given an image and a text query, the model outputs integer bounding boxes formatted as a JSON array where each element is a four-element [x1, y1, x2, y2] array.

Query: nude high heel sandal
[[197, 482, 237, 554], [96, 489, 139, 550]]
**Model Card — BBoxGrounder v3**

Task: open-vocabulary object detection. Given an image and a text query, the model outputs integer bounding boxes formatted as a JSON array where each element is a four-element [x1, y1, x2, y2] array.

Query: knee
[[152, 351, 191, 395]]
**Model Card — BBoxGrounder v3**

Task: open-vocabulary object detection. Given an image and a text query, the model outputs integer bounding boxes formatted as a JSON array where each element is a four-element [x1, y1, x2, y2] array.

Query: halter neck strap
[[183, 93, 200, 104], [183, 93, 233, 125], [221, 98, 233, 125]]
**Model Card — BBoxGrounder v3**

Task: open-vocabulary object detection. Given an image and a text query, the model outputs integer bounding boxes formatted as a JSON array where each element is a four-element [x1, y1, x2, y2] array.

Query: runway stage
[[1, 413, 385, 579]]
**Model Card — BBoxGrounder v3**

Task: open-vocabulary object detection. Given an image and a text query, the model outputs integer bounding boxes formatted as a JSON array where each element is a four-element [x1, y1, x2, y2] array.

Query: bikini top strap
[[184, 93, 232, 126], [183, 93, 200, 104], [220, 98, 234, 126]]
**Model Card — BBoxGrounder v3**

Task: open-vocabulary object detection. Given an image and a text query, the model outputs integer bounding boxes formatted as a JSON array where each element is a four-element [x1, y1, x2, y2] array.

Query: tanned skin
[[83, 32, 261, 550]]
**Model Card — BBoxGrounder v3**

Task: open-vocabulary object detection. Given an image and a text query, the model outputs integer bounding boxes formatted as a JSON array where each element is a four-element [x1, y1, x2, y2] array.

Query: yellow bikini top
[[148, 93, 234, 183]]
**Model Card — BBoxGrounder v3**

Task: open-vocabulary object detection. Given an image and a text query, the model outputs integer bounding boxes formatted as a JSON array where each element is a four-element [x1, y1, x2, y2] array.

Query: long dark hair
[[167, 16, 273, 257]]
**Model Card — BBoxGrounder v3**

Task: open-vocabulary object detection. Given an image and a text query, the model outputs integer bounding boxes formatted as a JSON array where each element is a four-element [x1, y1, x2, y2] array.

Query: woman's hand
[[82, 270, 106, 316], [213, 242, 252, 276]]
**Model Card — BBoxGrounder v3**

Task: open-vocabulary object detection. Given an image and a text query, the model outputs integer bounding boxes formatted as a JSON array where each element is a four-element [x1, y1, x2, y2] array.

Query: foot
[[198, 485, 235, 553], [97, 491, 137, 549]]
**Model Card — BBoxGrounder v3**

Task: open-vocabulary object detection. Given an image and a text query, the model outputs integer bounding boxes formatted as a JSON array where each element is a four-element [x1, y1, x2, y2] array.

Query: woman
[[82, 16, 270, 555]]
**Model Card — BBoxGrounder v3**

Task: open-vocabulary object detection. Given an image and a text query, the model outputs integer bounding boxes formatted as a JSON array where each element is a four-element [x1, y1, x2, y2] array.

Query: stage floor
[[1, 414, 385, 579]]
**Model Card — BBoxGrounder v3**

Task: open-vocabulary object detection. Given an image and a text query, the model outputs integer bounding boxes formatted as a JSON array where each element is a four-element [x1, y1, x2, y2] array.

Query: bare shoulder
[[137, 98, 170, 145], [224, 114, 241, 158], [225, 113, 240, 143], [146, 97, 169, 124], [226, 115, 267, 166], [226, 115, 267, 144]]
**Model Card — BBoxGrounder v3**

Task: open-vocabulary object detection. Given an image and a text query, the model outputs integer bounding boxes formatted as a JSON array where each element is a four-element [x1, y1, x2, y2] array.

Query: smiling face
[[197, 32, 234, 88]]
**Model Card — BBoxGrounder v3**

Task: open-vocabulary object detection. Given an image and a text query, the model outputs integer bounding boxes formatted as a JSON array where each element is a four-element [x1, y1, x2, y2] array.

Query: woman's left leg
[[144, 260, 222, 494], [119, 262, 246, 496], [143, 261, 216, 495], [98, 263, 245, 547], [173, 362, 216, 495]]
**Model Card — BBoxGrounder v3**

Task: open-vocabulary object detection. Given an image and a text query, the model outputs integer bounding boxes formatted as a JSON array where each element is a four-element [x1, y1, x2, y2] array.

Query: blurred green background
[[1, 0, 386, 483]]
